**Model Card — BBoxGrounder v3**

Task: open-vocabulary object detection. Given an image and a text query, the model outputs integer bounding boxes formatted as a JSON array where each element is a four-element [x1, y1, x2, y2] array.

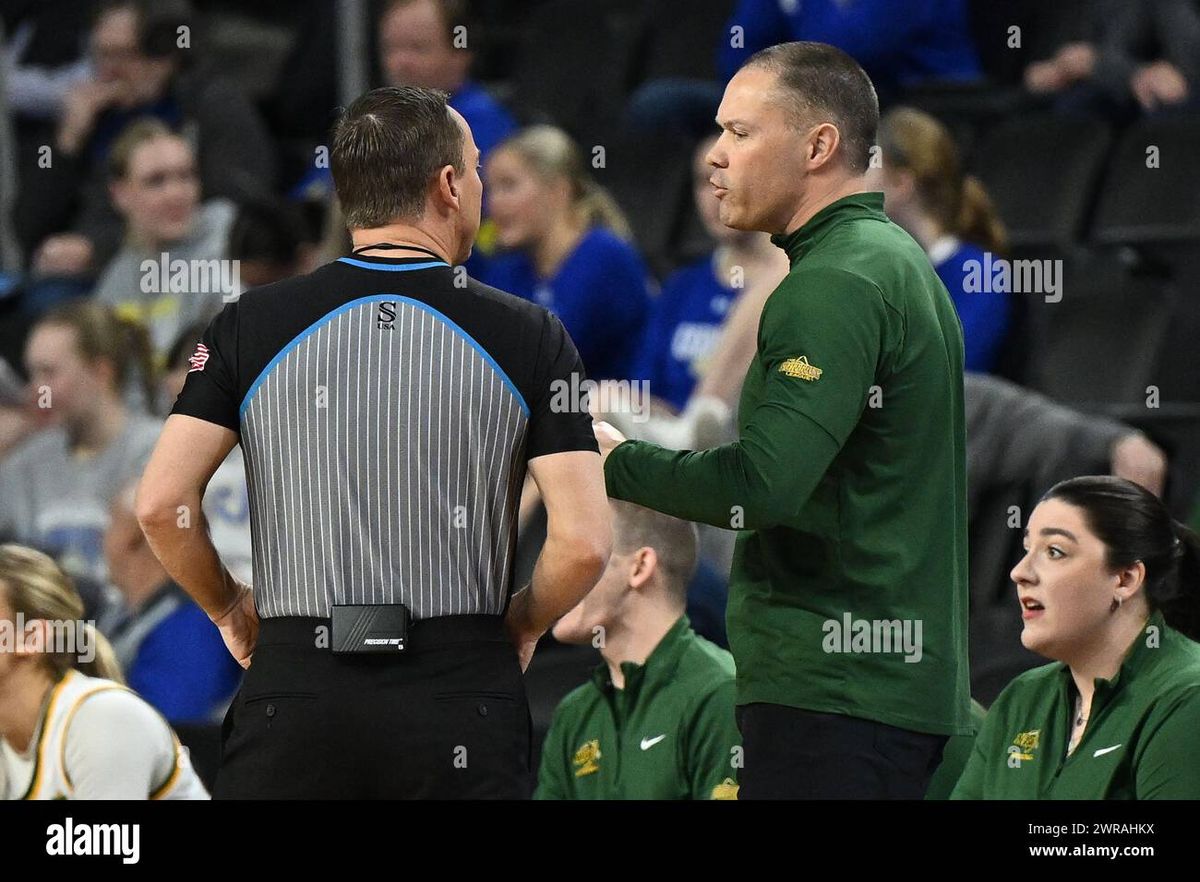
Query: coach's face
[[709, 66, 812, 235], [448, 108, 483, 263]]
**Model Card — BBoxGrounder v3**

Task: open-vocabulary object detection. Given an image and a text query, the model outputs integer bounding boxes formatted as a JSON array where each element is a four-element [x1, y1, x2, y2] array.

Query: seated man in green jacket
[[535, 500, 740, 800]]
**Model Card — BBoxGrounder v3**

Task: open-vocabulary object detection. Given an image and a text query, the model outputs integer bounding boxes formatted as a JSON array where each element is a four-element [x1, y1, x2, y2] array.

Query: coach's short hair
[[331, 86, 465, 229], [611, 500, 698, 600], [743, 41, 879, 174]]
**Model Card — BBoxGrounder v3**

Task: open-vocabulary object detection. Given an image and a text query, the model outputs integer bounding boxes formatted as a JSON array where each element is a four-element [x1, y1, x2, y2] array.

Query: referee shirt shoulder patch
[[779, 356, 823, 381]]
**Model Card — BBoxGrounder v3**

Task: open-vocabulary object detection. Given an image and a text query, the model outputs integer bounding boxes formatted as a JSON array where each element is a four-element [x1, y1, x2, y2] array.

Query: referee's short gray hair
[[331, 86, 465, 229]]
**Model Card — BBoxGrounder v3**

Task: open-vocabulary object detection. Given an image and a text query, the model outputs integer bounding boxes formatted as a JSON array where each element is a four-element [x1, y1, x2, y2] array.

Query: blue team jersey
[[632, 254, 739, 411], [934, 240, 1011, 373], [480, 227, 652, 381]]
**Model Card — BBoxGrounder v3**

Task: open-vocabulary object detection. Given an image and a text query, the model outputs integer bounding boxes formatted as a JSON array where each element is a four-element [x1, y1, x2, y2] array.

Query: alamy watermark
[[962, 253, 1063, 303], [550, 372, 651, 423], [46, 818, 139, 864], [822, 613, 923, 663], [0, 614, 96, 664], [140, 254, 241, 302]]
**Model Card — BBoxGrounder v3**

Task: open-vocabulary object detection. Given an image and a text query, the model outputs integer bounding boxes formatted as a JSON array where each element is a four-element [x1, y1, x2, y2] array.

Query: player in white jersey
[[0, 544, 208, 799]]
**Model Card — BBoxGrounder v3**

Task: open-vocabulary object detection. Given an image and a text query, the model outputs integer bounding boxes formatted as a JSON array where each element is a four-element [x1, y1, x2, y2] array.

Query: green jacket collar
[[770, 191, 887, 266], [1057, 609, 1169, 699], [590, 615, 692, 696]]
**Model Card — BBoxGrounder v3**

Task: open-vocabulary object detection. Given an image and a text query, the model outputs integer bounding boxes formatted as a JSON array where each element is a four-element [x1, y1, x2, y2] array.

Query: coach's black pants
[[735, 703, 947, 799], [214, 615, 531, 799]]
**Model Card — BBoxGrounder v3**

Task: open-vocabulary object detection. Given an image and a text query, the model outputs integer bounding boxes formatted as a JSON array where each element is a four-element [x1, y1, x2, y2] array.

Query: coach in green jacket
[[595, 41, 973, 799], [536, 501, 740, 800]]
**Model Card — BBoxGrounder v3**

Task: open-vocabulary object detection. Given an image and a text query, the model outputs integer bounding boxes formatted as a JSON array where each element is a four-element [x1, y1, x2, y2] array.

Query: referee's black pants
[[735, 703, 948, 799], [214, 615, 532, 799]]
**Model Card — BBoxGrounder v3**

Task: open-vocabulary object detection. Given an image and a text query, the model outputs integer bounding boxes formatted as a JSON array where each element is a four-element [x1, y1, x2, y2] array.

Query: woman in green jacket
[[953, 475, 1200, 799]]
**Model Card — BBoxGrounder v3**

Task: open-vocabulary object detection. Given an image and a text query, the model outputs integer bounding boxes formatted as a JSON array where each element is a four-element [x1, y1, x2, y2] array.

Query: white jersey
[[0, 669, 209, 800], [203, 446, 253, 585]]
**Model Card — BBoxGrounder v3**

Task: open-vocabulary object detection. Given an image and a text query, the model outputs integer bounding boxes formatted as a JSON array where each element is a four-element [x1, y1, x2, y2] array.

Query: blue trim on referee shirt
[[335, 258, 448, 272], [238, 294, 530, 418]]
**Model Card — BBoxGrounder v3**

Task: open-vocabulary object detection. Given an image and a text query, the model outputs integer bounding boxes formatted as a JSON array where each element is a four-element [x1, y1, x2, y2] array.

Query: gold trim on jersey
[[56, 681, 183, 799], [149, 736, 185, 800], [21, 672, 74, 800], [59, 684, 128, 795]]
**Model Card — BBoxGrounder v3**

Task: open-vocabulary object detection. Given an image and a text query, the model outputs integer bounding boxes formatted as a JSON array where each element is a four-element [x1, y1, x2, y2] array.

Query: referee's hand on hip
[[209, 580, 258, 670]]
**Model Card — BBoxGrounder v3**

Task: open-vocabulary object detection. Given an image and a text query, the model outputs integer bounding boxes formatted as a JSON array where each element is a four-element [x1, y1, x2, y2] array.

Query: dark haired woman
[[952, 476, 1200, 798]]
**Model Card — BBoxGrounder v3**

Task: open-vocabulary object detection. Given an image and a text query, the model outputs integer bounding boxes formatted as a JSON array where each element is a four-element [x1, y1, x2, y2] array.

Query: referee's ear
[[434, 162, 465, 212], [436, 165, 462, 208]]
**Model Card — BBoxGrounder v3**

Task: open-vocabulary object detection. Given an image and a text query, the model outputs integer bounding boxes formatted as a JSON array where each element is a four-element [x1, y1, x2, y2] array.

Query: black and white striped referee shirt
[[171, 252, 597, 619]]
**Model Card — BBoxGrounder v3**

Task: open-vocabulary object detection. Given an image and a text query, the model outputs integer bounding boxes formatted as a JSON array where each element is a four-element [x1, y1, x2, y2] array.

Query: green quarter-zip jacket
[[535, 616, 740, 799], [605, 192, 973, 736], [952, 611, 1200, 799]]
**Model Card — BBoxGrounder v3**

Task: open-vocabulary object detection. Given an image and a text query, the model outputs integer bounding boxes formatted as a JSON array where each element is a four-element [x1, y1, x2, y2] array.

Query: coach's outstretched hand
[[592, 420, 627, 468], [211, 581, 259, 670]]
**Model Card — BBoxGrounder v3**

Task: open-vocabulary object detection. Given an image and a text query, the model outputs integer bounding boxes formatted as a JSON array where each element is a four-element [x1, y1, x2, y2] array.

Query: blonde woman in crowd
[[0, 544, 208, 799]]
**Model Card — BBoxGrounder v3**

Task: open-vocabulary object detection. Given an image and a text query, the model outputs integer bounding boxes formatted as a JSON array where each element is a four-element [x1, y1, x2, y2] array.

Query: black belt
[[256, 614, 509, 653]]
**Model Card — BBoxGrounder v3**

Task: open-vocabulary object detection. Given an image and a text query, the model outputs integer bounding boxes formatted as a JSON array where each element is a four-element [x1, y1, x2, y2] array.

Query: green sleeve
[[950, 700, 1005, 799], [604, 268, 887, 530], [948, 739, 988, 799], [684, 680, 742, 800], [926, 699, 987, 799], [1135, 688, 1200, 799], [533, 707, 571, 800]]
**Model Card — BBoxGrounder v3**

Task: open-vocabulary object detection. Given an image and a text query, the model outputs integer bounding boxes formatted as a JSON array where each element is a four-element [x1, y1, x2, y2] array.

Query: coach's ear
[[805, 121, 842, 172]]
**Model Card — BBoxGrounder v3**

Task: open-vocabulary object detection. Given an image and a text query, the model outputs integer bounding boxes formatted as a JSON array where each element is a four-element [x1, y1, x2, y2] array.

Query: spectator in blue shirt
[[481, 126, 652, 381], [633, 135, 788, 411], [874, 107, 1011, 373], [102, 481, 241, 723], [719, 0, 981, 100]]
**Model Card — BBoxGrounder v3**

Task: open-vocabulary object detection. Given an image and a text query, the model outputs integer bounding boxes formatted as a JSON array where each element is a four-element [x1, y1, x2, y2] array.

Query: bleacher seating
[[970, 113, 1113, 256]]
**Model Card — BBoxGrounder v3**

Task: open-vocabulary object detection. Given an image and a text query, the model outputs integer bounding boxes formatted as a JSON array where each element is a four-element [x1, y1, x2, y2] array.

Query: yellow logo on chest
[[573, 739, 602, 777], [779, 356, 823, 381], [1008, 729, 1040, 767]]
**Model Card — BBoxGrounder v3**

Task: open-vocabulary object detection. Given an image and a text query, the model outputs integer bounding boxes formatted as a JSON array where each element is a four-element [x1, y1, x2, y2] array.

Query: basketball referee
[[135, 86, 612, 799]]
